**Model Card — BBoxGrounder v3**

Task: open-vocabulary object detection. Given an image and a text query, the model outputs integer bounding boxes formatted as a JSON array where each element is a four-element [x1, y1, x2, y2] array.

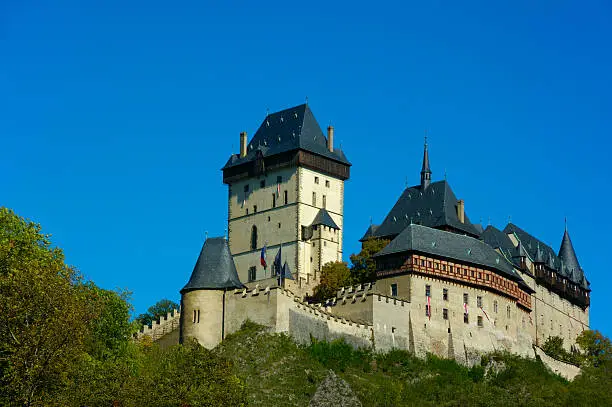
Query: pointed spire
[[420, 135, 432, 190], [558, 225, 581, 275], [535, 243, 545, 263]]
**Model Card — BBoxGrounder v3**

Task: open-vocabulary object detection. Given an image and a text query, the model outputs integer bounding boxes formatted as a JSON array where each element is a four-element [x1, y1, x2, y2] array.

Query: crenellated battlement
[[135, 309, 181, 341]]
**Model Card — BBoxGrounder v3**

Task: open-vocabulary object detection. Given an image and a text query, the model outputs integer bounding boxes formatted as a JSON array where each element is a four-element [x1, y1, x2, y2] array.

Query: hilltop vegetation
[[217, 321, 612, 407], [2, 206, 612, 406]]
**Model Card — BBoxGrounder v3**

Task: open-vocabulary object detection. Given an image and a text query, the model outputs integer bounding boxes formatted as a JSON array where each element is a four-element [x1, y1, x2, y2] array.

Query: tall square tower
[[222, 104, 350, 294]]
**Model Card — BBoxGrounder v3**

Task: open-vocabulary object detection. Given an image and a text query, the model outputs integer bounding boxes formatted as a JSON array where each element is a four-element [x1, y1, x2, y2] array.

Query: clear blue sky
[[2, 1, 610, 335]]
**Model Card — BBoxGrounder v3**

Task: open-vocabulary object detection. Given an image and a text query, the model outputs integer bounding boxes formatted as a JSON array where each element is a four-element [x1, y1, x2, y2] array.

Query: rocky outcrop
[[309, 370, 362, 407]]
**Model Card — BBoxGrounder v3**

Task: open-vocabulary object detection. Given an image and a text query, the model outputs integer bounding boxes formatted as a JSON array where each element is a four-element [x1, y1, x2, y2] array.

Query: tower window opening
[[248, 266, 256, 282], [272, 194, 276, 208], [315, 176, 319, 184], [312, 192, 317, 206], [323, 195, 327, 208], [284, 190, 288, 205], [251, 226, 258, 250]]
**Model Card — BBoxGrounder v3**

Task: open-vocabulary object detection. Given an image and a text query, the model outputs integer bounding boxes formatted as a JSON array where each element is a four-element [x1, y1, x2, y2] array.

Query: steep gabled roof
[[311, 208, 340, 230], [480, 225, 516, 263], [374, 224, 522, 282], [371, 180, 480, 240], [503, 223, 558, 270], [222, 104, 350, 170], [503, 223, 589, 289], [181, 237, 244, 293]]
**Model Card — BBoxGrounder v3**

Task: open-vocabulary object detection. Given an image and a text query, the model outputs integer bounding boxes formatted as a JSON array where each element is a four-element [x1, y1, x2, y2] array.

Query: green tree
[[312, 261, 351, 302], [576, 330, 612, 367], [0, 207, 98, 406], [136, 298, 179, 327], [567, 359, 612, 406], [349, 238, 390, 284]]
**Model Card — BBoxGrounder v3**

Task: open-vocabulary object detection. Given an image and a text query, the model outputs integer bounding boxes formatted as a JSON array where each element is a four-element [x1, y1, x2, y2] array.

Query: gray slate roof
[[374, 224, 523, 282], [311, 208, 340, 230], [480, 225, 517, 265], [359, 224, 379, 241], [370, 180, 480, 240], [499, 223, 588, 289], [558, 229, 581, 274], [181, 237, 244, 293], [222, 104, 350, 170]]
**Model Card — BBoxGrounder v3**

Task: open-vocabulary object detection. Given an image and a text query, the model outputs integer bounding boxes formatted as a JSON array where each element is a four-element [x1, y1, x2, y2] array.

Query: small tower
[[558, 226, 582, 275], [420, 138, 432, 190], [179, 237, 243, 348]]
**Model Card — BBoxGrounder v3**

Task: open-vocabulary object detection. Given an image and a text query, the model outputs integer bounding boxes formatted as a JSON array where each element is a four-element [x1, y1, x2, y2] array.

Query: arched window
[[506, 305, 511, 319], [251, 225, 258, 250]]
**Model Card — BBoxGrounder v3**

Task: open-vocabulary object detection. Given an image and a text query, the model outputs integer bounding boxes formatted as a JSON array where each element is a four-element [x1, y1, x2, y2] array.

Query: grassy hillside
[[215, 321, 611, 407]]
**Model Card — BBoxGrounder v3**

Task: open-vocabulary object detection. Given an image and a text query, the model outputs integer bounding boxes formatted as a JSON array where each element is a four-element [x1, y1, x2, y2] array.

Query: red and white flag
[[463, 302, 468, 315], [427, 296, 431, 320], [277, 183, 281, 196]]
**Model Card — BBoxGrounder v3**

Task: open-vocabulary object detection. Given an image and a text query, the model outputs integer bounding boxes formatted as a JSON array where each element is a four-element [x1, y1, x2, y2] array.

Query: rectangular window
[[425, 285, 431, 297], [391, 283, 398, 297], [477, 316, 483, 327], [192, 310, 197, 323], [443, 308, 448, 320], [197, 310, 200, 323], [464, 313, 469, 324], [312, 192, 317, 206], [322, 195, 327, 208], [248, 266, 256, 282], [325, 180, 330, 187], [477, 296, 482, 308], [284, 190, 288, 205], [253, 205, 257, 213], [425, 305, 430, 317], [315, 176, 319, 184], [246, 208, 249, 215], [272, 194, 276, 208], [260, 180, 265, 188], [443, 288, 448, 301], [463, 293, 468, 304]]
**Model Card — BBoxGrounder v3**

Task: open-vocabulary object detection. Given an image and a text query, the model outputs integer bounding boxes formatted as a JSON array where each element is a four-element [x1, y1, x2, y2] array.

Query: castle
[[140, 104, 590, 374]]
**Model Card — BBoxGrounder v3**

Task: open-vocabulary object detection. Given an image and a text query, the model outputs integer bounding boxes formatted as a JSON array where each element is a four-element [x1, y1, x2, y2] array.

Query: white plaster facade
[[227, 165, 345, 295]]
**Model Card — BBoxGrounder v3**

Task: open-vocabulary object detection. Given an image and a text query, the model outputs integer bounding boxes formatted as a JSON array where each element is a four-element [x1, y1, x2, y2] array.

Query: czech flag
[[260, 244, 267, 269]]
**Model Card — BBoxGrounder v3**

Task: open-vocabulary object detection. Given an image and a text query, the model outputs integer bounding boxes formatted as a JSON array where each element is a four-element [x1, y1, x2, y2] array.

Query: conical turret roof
[[181, 237, 244, 293], [558, 229, 582, 274]]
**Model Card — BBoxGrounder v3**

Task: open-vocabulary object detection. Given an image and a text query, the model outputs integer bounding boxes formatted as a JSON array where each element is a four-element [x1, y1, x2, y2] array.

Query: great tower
[[222, 104, 350, 294]]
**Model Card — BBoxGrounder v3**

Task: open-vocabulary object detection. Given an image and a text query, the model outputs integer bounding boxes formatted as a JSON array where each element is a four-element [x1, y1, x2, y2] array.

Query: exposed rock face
[[309, 370, 362, 407]]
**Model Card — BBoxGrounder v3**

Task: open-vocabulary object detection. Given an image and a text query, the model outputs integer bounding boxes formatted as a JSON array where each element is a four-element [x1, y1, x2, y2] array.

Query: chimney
[[327, 126, 334, 152], [240, 131, 247, 158], [457, 199, 465, 223]]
